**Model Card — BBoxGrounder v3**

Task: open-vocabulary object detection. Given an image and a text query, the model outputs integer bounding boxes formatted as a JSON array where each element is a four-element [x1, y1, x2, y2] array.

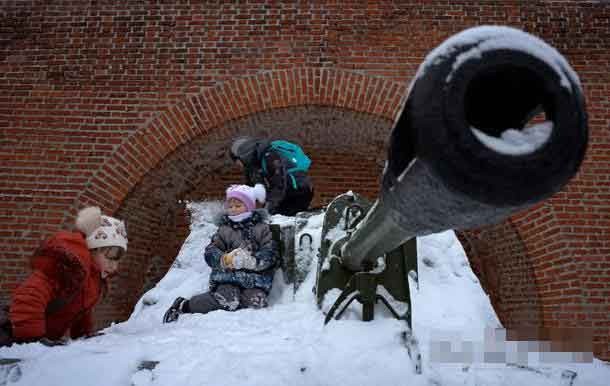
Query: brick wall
[[1, 1, 608, 359], [459, 219, 544, 328]]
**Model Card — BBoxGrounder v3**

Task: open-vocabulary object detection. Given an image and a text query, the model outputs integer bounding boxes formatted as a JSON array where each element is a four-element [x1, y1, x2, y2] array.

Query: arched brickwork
[[85, 75, 399, 326], [94, 104, 392, 325], [1, 0, 608, 359], [72, 68, 404, 216]]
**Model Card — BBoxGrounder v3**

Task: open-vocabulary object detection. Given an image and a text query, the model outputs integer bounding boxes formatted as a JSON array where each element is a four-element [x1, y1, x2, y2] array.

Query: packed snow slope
[[1, 201, 608, 386]]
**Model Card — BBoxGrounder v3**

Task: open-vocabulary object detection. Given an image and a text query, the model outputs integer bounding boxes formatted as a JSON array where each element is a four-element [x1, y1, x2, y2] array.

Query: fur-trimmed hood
[[31, 231, 97, 298]]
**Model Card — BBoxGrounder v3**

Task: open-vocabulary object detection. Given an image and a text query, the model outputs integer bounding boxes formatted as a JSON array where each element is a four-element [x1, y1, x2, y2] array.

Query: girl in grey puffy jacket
[[163, 184, 278, 323]]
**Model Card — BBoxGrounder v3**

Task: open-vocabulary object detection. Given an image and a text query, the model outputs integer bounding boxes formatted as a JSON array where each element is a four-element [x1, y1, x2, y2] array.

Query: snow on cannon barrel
[[315, 28, 587, 362], [340, 25, 588, 271]]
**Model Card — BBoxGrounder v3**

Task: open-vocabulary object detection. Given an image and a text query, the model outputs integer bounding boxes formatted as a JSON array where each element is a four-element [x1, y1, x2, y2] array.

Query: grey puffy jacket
[[204, 209, 278, 293]]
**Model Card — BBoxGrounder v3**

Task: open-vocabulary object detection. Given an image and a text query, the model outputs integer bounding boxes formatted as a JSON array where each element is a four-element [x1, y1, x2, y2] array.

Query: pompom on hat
[[226, 184, 266, 212], [75, 206, 128, 251]]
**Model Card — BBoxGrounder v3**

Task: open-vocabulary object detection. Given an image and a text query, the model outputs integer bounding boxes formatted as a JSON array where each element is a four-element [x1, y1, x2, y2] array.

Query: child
[[163, 183, 278, 323], [1, 207, 127, 347]]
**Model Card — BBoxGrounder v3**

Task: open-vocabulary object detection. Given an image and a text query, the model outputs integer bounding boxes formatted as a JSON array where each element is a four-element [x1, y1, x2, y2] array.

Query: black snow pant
[[273, 186, 314, 216], [0, 305, 14, 347], [186, 284, 268, 315]]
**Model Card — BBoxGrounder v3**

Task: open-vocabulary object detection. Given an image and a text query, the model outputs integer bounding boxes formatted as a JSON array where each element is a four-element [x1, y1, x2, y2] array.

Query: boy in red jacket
[[1, 206, 127, 346]]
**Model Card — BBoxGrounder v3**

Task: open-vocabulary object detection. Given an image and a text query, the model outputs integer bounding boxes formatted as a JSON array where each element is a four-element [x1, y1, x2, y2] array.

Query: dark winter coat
[[234, 139, 313, 216], [204, 209, 278, 293], [9, 231, 104, 342]]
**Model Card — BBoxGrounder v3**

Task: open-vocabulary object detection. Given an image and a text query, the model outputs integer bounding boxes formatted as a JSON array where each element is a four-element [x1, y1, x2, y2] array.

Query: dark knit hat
[[230, 136, 261, 164]]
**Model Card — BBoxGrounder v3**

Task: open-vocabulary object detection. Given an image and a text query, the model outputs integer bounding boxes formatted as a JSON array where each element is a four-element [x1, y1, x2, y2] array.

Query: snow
[[2, 200, 609, 386], [415, 26, 581, 91], [471, 121, 553, 156]]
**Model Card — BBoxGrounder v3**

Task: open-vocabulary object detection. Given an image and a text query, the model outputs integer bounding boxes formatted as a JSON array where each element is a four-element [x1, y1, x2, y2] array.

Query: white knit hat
[[226, 183, 266, 212], [75, 206, 128, 251]]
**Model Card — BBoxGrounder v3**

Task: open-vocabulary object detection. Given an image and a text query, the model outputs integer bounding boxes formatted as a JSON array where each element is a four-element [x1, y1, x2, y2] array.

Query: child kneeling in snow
[[163, 183, 278, 323]]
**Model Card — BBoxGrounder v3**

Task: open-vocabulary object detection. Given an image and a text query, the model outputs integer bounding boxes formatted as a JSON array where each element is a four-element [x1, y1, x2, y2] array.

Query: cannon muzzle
[[341, 26, 588, 270]]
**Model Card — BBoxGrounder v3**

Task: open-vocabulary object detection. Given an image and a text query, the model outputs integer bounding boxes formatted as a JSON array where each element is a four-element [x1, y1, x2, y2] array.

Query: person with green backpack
[[229, 136, 314, 216]]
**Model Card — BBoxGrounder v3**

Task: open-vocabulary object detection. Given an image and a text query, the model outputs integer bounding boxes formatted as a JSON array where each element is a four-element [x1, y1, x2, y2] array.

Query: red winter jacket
[[9, 231, 104, 342]]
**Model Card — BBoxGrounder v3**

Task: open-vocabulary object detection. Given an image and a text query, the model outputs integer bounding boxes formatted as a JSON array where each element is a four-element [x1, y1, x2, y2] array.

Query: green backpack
[[262, 140, 311, 189]]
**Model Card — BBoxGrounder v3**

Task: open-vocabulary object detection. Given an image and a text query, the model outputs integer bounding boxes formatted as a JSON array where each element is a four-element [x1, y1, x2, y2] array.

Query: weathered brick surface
[[1, 1, 608, 359]]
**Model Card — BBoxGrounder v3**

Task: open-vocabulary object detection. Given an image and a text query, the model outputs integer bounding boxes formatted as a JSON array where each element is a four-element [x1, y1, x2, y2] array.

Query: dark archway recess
[[458, 221, 543, 328], [94, 105, 393, 326]]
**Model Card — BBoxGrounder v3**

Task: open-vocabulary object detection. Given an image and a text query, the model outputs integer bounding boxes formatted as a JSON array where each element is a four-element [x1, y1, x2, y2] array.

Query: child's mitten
[[231, 248, 257, 270], [221, 252, 234, 269]]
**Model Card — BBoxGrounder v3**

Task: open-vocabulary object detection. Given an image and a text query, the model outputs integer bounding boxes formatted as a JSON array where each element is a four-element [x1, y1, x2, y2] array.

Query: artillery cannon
[[339, 26, 587, 271], [272, 26, 587, 374]]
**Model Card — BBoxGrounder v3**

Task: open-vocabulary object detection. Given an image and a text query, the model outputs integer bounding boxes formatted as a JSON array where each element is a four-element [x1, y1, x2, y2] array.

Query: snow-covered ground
[[1, 201, 608, 386]]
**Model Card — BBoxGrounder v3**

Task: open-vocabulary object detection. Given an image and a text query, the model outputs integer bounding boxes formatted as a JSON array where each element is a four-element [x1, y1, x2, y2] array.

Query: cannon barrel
[[341, 26, 588, 271]]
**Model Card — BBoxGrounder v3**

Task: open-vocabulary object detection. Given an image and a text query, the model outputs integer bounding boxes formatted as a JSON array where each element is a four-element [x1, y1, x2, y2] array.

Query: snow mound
[[1, 201, 608, 386]]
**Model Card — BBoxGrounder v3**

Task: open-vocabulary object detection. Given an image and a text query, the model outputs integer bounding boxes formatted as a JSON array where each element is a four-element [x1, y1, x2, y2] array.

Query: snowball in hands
[[231, 248, 257, 270]]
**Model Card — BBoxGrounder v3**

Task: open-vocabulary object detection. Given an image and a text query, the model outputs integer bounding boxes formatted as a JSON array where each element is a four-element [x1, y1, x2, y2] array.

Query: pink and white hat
[[226, 184, 266, 212]]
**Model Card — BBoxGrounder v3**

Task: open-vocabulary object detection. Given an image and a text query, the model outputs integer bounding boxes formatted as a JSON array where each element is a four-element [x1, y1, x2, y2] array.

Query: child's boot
[[163, 297, 187, 323]]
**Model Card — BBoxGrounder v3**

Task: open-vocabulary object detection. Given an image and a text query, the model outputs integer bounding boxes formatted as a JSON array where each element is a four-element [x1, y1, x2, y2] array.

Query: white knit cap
[[75, 206, 128, 251]]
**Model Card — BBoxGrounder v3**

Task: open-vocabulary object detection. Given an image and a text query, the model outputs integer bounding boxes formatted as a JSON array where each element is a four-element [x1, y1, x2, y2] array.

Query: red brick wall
[[459, 219, 544, 328], [1, 1, 608, 359]]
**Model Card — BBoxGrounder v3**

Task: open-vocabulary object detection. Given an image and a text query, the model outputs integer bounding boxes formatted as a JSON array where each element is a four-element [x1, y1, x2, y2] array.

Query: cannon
[[339, 26, 587, 271], [312, 26, 587, 370], [271, 26, 587, 374]]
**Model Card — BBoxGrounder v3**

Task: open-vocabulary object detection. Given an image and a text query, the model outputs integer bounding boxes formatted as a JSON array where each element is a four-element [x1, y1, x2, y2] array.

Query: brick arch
[[72, 67, 406, 218], [94, 105, 395, 325], [76, 69, 404, 324]]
